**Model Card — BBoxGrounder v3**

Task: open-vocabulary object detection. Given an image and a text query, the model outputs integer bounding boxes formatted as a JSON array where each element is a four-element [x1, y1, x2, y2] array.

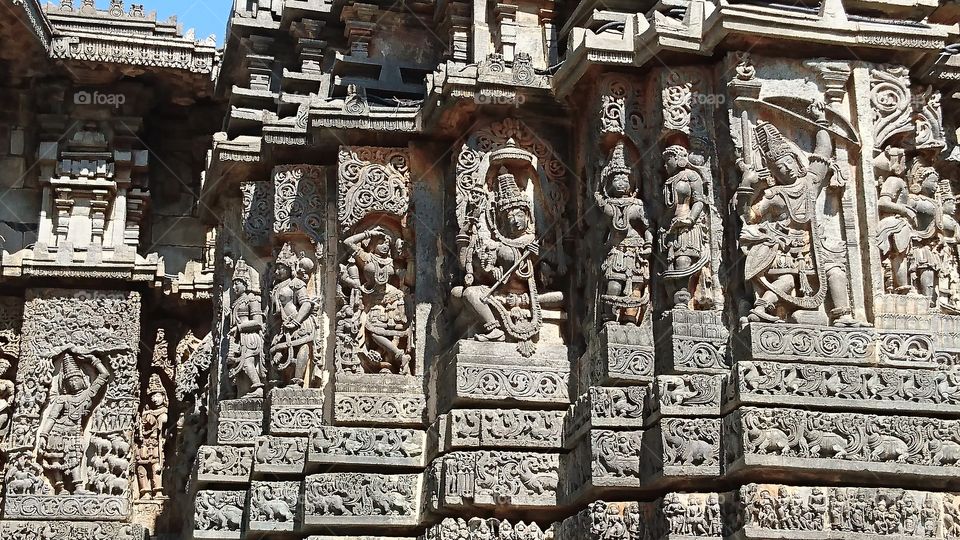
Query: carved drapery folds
[[336, 147, 414, 375], [451, 119, 568, 356]]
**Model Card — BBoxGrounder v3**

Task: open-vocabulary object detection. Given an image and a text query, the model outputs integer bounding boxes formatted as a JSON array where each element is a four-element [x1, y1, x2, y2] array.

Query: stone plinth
[[642, 417, 721, 486], [437, 451, 559, 510], [302, 472, 421, 529], [659, 309, 729, 374], [196, 445, 253, 485], [253, 436, 307, 476], [217, 398, 265, 447], [267, 387, 325, 435], [563, 429, 643, 503], [580, 322, 655, 387], [334, 373, 425, 427], [564, 386, 648, 445], [734, 322, 876, 365], [727, 361, 960, 415], [439, 340, 570, 410], [3, 494, 130, 521], [725, 407, 960, 483]]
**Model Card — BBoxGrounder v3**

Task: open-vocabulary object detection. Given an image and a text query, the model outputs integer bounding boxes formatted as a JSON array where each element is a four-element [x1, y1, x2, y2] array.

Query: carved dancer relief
[[336, 147, 414, 375], [269, 243, 319, 387], [734, 95, 866, 327], [593, 140, 652, 324], [134, 374, 167, 499], [452, 119, 568, 356], [227, 259, 265, 397]]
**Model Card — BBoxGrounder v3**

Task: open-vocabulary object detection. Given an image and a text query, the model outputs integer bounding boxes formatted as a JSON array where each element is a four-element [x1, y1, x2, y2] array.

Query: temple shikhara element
[[0, 0, 959, 538]]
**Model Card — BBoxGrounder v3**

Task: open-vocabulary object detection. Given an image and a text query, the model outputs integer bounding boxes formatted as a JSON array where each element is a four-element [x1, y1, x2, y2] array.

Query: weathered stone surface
[[438, 409, 564, 452], [436, 451, 559, 509], [303, 473, 420, 528], [308, 426, 425, 468]]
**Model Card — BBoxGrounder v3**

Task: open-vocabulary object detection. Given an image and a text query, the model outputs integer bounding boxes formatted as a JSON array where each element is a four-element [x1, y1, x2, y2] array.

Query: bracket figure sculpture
[[228, 259, 265, 397], [660, 144, 713, 310], [37, 346, 113, 494], [270, 243, 319, 386], [340, 225, 414, 374], [135, 373, 168, 499], [594, 141, 653, 324], [735, 100, 866, 327]]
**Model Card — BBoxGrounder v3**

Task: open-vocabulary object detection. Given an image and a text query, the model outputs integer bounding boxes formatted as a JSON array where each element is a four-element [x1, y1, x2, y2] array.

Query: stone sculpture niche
[[451, 120, 568, 357], [336, 147, 415, 376], [269, 242, 320, 387], [226, 258, 266, 398]]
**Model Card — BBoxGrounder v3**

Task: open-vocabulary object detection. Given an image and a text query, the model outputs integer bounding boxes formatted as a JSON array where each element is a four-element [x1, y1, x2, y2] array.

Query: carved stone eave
[[916, 49, 960, 88], [702, 2, 954, 55], [1, 248, 165, 284], [11, 0, 53, 49], [553, 15, 638, 99], [308, 100, 421, 135]]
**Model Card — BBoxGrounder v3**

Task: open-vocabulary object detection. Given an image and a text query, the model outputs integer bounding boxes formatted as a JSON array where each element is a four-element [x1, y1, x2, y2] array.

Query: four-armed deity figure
[[341, 225, 413, 374], [661, 144, 711, 309], [453, 166, 561, 351], [269, 243, 318, 386], [228, 259, 265, 397], [736, 100, 864, 327], [594, 141, 653, 324], [135, 373, 168, 498], [37, 346, 113, 494]]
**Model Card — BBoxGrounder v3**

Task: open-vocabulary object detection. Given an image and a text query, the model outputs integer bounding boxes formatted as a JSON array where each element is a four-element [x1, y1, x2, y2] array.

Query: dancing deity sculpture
[[661, 144, 712, 309], [341, 225, 413, 374]]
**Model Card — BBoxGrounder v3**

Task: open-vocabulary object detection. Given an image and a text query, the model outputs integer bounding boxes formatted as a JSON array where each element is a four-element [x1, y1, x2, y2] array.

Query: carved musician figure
[[594, 141, 653, 324], [37, 346, 113, 494], [228, 259, 265, 397], [735, 100, 864, 327], [269, 243, 318, 386], [453, 164, 562, 352]]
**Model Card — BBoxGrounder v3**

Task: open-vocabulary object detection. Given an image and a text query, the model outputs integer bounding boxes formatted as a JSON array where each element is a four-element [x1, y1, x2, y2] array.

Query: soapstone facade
[[0, 0, 959, 538]]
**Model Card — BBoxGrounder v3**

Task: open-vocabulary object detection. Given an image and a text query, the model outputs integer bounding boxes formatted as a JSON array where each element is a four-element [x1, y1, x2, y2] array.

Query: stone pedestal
[[580, 322, 654, 387], [217, 398, 265, 446], [734, 322, 876, 365], [659, 309, 729, 374], [334, 373, 425, 427], [439, 340, 570, 411]]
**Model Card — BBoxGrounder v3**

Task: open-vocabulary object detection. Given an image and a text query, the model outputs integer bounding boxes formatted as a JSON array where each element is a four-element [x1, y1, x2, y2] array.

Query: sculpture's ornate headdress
[[602, 141, 632, 182], [61, 352, 87, 388], [276, 242, 300, 270], [662, 144, 690, 168], [233, 259, 253, 287], [148, 373, 166, 398], [495, 167, 528, 213], [755, 121, 808, 176]]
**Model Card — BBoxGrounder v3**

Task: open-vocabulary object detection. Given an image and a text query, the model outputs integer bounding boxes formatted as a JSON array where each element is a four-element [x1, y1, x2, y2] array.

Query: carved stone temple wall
[[1, 0, 960, 539]]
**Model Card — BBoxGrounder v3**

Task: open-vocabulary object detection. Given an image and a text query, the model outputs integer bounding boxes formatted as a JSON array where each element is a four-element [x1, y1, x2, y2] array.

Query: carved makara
[[452, 120, 568, 356], [336, 147, 414, 375]]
